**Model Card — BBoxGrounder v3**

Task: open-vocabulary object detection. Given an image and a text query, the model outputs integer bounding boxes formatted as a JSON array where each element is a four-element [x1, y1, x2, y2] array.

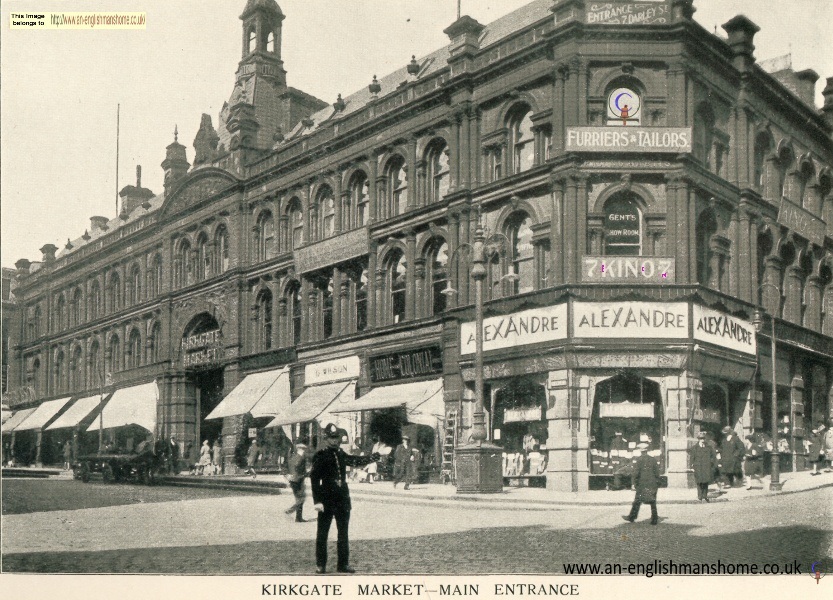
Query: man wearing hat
[[622, 442, 660, 525], [285, 438, 310, 522], [310, 423, 380, 574], [718, 425, 745, 488], [743, 433, 764, 489], [689, 431, 718, 501], [392, 434, 416, 490]]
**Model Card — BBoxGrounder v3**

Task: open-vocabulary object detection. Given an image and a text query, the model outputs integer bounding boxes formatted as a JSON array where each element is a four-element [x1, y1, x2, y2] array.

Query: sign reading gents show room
[[460, 304, 568, 355], [572, 302, 688, 338]]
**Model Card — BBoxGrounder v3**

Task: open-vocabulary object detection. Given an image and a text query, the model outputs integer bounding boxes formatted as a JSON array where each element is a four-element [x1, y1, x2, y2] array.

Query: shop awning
[[266, 381, 355, 428], [87, 381, 158, 433], [329, 378, 444, 427], [206, 367, 290, 420], [1, 408, 36, 433], [45, 394, 108, 431], [13, 397, 73, 431]]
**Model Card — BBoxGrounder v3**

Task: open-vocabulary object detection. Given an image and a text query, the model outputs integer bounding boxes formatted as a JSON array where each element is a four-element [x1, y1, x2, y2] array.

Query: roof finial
[[458, 0, 462, 20], [174, 125, 179, 143]]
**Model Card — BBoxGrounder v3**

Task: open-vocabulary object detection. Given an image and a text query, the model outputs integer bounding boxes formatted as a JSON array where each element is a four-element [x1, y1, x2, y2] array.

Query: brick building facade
[[4, 0, 833, 490]]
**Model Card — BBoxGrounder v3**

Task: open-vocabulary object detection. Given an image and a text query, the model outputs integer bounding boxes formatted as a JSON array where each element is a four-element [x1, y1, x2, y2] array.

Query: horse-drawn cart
[[73, 450, 162, 485]]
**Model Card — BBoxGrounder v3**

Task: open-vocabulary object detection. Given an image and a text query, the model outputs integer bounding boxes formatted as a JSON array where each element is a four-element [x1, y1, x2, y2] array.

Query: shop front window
[[489, 378, 548, 485]]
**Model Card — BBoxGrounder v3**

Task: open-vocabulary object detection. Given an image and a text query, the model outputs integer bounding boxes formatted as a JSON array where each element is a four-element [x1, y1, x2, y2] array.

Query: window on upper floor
[[318, 186, 336, 239], [349, 172, 370, 229], [89, 281, 102, 320], [693, 104, 715, 169], [127, 329, 142, 370], [108, 335, 121, 374], [255, 211, 276, 262], [55, 350, 65, 393], [289, 283, 302, 346], [491, 146, 503, 182], [129, 264, 141, 305], [356, 269, 369, 332], [196, 233, 211, 281], [148, 323, 161, 364], [696, 209, 718, 286], [255, 289, 273, 351], [387, 250, 407, 324], [109, 273, 122, 312], [753, 132, 773, 192], [71, 346, 84, 391], [426, 141, 450, 204], [214, 226, 230, 273], [427, 240, 449, 315], [288, 198, 304, 250], [247, 27, 256, 54], [266, 31, 275, 53], [88, 341, 101, 386], [175, 240, 191, 288], [505, 212, 535, 296], [603, 194, 643, 257], [322, 278, 335, 339], [387, 156, 408, 217], [55, 294, 67, 332], [508, 106, 535, 175], [31, 358, 40, 396], [72, 288, 83, 326]]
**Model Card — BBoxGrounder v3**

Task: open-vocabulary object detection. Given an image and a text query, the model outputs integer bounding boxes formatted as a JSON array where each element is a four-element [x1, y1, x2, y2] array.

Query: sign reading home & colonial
[[573, 302, 688, 339], [460, 304, 568, 355], [692, 305, 756, 356], [369, 345, 443, 384]]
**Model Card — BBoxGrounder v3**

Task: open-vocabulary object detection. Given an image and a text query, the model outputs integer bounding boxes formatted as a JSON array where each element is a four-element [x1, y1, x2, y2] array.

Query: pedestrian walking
[[717, 426, 745, 488], [197, 440, 211, 475], [211, 439, 223, 476], [622, 443, 659, 525], [185, 441, 197, 475], [169, 436, 181, 475], [310, 423, 380, 574], [689, 431, 718, 501], [245, 439, 259, 478], [743, 433, 764, 489], [285, 439, 309, 522], [823, 424, 833, 473], [62, 440, 72, 470], [392, 435, 417, 489], [807, 424, 825, 475]]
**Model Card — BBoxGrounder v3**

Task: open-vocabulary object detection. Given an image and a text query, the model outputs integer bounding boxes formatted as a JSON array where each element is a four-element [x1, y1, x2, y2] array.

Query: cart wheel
[[102, 464, 114, 483]]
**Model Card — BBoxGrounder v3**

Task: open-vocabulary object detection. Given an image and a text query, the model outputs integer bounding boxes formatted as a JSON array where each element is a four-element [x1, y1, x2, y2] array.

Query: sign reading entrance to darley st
[[566, 127, 692, 153], [583, 256, 675, 282], [460, 304, 568, 355], [777, 197, 826, 247], [573, 301, 689, 339], [586, 0, 671, 25]]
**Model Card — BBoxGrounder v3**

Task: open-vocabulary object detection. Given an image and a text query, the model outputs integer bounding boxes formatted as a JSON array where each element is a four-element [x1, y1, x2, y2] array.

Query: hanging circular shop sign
[[607, 88, 641, 124]]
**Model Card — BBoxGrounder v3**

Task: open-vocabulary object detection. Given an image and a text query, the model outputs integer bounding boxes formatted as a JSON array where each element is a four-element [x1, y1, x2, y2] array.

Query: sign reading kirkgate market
[[586, 1, 671, 25], [565, 127, 692, 153], [181, 328, 224, 368], [692, 305, 757, 356]]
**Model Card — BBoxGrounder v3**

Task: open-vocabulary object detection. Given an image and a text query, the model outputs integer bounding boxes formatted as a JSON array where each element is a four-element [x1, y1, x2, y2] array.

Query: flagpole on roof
[[116, 104, 120, 216]]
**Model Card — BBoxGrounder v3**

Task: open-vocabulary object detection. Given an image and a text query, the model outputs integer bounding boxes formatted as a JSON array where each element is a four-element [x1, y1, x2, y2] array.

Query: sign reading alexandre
[[586, 1, 671, 25], [692, 305, 756, 356], [566, 127, 692, 153], [583, 256, 675, 282], [599, 401, 655, 418], [461, 304, 568, 355], [777, 197, 826, 247], [181, 329, 224, 368], [573, 301, 689, 338], [369, 345, 443, 384], [304, 355, 361, 386]]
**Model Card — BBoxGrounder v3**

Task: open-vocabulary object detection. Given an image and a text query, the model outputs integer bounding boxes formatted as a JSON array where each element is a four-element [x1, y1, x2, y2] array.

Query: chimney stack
[[722, 15, 760, 73], [90, 216, 109, 232], [119, 164, 155, 216], [40, 244, 58, 264], [795, 69, 820, 108], [822, 76, 833, 129], [14, 258, 31, 275]]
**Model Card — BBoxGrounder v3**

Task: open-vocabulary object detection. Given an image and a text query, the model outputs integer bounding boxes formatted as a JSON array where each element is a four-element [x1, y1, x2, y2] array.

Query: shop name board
[[294, 228, 368, 274], [694, 408, 721, 424], [583, 256, 675, 282], [305, 355, 361, 386], [777, 198, 825, 247], [370, 345, 442, 384], [565, 127, 692, 153], [573, 301, 688, 338], [461, 304, 568, 355], [504, 407, 542, 423], [3, 386, 37, 408], [693, 305, 756, 356], [181, 328, 224, 368], [600, 402, 655, 418], [586, 1, 671, 26]]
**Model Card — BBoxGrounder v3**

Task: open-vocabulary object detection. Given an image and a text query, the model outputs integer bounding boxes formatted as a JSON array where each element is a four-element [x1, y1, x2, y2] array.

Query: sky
[[2, 0, 832, 269]]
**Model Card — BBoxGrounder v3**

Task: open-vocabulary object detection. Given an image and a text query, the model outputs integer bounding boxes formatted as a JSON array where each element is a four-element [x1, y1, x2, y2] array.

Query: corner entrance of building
[[192, 368, 224, 447], [181, 313, 226, 452]]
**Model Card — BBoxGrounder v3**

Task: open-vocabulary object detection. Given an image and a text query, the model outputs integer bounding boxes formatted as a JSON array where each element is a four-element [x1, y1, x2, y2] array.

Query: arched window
[[55, 350, 65, 393], [107, 335, 120, 374], [696, 209, 718, 286], [196, 233, 211, 280], [349, 172, 370, 229], [693, 104, 715, 168], [288, 197, 304, 250], [388, 156, 408, 217], [426, 141, 450, 204], [33, 306, 42, 339], [322, 278, 335, 339], [247, 27, 256, 53], [129, 264, 141, 305], [318, 186, 336, 239], [427, 240, 449, 315], [255, 289, 273, 351], [127, 329, 142, 370], [56, 295, 66, 331], [388, 251, 407, 324], [603, 194, 643, 256], [508, 105, 535, 174], [798, 160, 816, 210], [148, 323, 161, 364], [506, 212, 535, 295], [72, 288, 83, 326], [109, 272, 122, 312], [89, 281, 101, 320], [149, 255, 163, 298], [356, 269, 369, 332], [71, 346, 83, 390], [175, 240, 190, 287], [31, 358, 41, 396], [214, 226, 229, 273], [288, 283, 302, 346], [88, 341, 101, 387], [266, 31, 275, 53], [256, 211, 275, 261], [753, 132, 773, 192]]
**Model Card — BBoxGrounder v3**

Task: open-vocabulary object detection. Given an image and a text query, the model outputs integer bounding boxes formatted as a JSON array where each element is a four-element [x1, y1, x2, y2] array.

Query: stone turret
[[119, 165, 155, 215], [162, 126, 190, 194]]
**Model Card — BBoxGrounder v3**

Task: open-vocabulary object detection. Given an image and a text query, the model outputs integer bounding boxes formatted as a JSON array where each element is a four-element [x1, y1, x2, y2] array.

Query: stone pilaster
[[545, 369, 591, 492], [666, 372, 701, 488]]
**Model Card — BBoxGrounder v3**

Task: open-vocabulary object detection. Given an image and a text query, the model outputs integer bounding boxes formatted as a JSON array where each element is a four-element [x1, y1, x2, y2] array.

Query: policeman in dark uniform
[[310, 423, 379, 574]]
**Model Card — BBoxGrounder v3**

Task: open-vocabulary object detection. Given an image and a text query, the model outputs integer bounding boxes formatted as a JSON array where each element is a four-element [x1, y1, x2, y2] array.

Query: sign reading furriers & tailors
[[573, 301, 688, 338], [586, 1, 671, 25], [304, 355, 361, 386], [370, 345, 443, 384], [181, 329, 223, 368], [566, 127, 692, 153], [461, 304, 568, 355], [692, 305, 756, 356], [583, 256, 675, 282]]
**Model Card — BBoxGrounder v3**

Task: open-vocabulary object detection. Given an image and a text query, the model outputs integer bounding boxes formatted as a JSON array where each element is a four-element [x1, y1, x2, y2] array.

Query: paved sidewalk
[[159, 468, 833, 509]]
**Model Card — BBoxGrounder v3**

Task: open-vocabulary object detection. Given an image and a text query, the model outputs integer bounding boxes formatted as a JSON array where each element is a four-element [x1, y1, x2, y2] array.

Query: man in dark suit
[[622, 442, 660, 525], [285, 439, 309, 522], [392, 435, 415, 489], [310, 423, 379, 574], [718, 425, 745, 488], [689, 431, 718, 501]]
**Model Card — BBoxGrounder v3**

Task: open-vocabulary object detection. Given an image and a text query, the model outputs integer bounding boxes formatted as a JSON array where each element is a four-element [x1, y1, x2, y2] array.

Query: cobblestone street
[[3, 479, 831, 574]]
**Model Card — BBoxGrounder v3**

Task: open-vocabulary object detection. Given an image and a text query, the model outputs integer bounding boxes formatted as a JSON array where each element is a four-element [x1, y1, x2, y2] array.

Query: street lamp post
[[442, 213, 517, 493], [751, 282, 784, 492]]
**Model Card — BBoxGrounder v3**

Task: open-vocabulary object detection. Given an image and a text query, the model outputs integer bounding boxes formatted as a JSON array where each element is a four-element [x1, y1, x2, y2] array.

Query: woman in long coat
[[211, 439, 223, 476], [718, 426, 745, 487], [689, 432, 717, 501], [245, 440, 259, 478], [197, 440, 211, 475], [807, 425, 825, 475]]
